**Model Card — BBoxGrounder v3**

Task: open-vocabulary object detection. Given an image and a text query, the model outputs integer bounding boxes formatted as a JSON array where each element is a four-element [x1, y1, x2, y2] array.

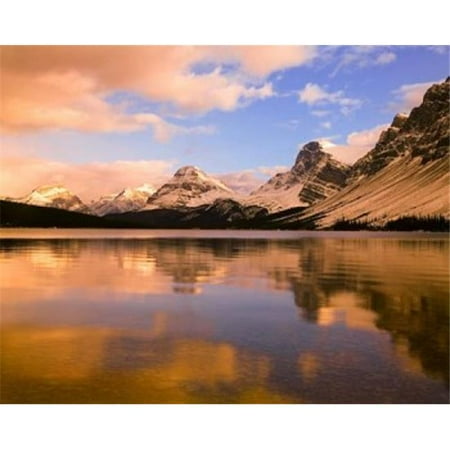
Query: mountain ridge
[[246, 141, 350, 212], [90, 184, 156, 216], [143, 165, 237, 210], [268, 78, 450, 228], [5, 185, 91, 214], [1, 78, 448, 230]]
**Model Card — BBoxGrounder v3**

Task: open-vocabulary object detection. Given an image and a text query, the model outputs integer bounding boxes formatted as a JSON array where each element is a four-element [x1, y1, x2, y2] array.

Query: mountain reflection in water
[[0, 231, 448, 403]]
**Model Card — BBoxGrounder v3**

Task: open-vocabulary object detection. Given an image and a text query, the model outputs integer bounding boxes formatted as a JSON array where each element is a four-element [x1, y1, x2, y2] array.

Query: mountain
[[90, 184, 155, 216], [2, 80, 448, 231], [268, 78, 450, 229], [143, 166, 236, 209], [88, 193, 118, 216], [10, 185, 91, 214], [246, 141, 350, 212], [107, 198, 268, 229]]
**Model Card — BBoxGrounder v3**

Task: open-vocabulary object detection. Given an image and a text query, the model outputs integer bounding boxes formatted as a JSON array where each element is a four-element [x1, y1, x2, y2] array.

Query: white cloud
[[426, 46, 449, 55], [298, 82, 361, 114], [318, 46, 398, 76], [317, 123, 389, 164], [276, 119, 301, 130], [311, 110, 331, 117], [375, 51, 397, 65], [321, 121, 332, 129]]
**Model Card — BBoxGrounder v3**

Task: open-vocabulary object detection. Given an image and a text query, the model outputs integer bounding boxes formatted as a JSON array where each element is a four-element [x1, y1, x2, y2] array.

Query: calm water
[[0, 229, 448, 403]]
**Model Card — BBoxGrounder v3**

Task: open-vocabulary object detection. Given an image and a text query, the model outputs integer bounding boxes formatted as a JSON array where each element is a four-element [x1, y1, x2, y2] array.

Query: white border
[[1, 0, 449, 44], [1, 1, 449, 449], [1, 405, 449, 449]]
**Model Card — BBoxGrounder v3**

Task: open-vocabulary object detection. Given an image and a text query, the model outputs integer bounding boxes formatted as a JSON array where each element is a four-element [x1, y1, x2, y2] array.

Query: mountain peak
[[32, 185, 70, 195], [247, 140, 349, 212], [135, 183, 155, 193], [174, 166, 204, 177], [145, 166, 235, 210], [119, 183, 155, 197], [90, 184, 156, 215], [302, 141, 323, 153], [19, 184, 90, 214], [294, 78, 450, 228], [294, 141, 326, 167]]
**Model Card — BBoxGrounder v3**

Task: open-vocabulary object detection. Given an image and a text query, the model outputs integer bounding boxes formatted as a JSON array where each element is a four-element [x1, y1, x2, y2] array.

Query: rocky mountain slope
[[246, 142, 350, 212], [90, 184, 155, 216], [143, 166, 236, 209], [270, 78, 450, 228], [8, 185, 91, 214], [106, 198, 268, 229]]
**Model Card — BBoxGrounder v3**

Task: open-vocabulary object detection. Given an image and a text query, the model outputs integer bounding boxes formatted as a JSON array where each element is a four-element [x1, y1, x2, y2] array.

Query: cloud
[[426, 46, 449, 55], [317, 123, 389, 164], [217, 165, 289, 194], [205, 46, 316, 78], [276, 119, 301, 130], [256, 165, 290, 177], [298, 82, 361, 114], [135, 114, 216, 143], [0, 46, 315, 134], [298, 83, 332, 105], [321, 121, 332, 129], [390, 80, 440, 112], [217, 170, 262, 194], [318, 46, 398, 76], [0, 155, 174, 201], [0, 145, 290, 200], [375, 51, 396, 65], [311, 110, 331, 117]]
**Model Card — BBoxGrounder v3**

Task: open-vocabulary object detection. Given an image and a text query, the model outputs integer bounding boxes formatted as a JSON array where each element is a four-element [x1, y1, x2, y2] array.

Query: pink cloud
[[0, 155, 174, 202], [206, 46, 316, 77], [318, 123, 389, 164], [0, 46, 314, 134], [391, 80, 440, 112], [217, 166, 289, 194]]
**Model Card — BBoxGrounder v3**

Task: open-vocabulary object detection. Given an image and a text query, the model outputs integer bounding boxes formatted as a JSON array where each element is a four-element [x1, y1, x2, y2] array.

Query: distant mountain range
[[1, 78, 449, 230]]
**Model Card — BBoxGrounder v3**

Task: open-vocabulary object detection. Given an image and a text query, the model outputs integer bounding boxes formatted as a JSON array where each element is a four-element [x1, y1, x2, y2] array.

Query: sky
[[1, 45, 449, 201]]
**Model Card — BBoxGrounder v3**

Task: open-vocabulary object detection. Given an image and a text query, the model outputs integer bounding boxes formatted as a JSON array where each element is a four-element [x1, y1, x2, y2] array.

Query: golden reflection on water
[[1, 325, 289, 403], [0, 232, 448, 403]]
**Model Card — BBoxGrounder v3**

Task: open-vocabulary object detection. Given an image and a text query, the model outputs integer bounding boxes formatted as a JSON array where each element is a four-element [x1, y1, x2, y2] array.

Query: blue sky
[[1, 45, 448, 199]]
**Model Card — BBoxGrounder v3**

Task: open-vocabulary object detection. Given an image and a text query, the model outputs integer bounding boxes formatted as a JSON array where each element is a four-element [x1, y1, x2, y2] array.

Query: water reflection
[[0, 232, 448, 403]]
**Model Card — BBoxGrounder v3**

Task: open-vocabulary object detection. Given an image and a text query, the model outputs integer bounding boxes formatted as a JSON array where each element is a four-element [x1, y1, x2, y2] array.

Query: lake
[[0, 229, 448, 403]]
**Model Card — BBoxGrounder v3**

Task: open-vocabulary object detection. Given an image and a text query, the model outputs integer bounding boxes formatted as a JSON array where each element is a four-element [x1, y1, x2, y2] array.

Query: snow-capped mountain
[[144, 166, 236, 210], [274, 78, 450, 228], [12, 185, 91, 214], [90, 184, 155, 216], [246, 141, 350, 212], [88, 193, 118, 216]]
